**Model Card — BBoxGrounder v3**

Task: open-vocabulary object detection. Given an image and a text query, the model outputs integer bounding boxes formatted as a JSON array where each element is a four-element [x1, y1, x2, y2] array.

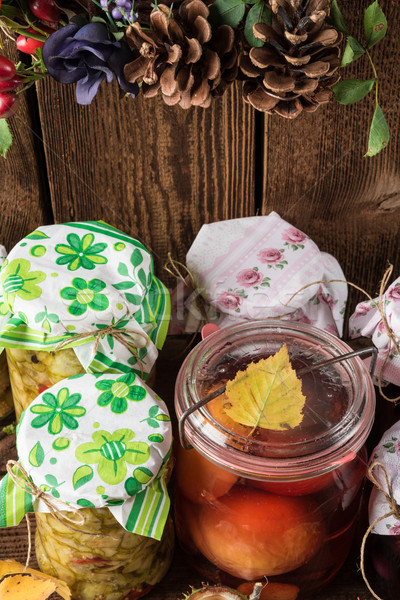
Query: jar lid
[[175, 321, 375, 480], [0, 221, 170, 379], [1, 372, 172, 540]]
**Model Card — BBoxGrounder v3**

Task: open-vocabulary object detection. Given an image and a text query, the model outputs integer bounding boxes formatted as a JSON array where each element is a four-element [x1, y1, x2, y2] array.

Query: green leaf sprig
[[331, 0, 389, 157]]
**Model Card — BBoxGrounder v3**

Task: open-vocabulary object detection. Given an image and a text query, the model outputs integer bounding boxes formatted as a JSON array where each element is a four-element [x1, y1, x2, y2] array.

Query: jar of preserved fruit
[[175, 321, 375, 597], [35, 508, 174, 600], [0, 370, 174, 600]]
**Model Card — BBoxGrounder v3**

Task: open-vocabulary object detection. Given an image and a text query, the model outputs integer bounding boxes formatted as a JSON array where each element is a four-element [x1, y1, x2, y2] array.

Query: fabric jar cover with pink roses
[[368, 420, 400, 535], [169, 212, 348, 337], [349, 277, 400, 386]]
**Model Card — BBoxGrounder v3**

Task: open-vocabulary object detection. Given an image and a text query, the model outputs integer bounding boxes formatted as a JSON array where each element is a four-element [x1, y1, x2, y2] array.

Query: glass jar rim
[[175, 320, 375, 481]]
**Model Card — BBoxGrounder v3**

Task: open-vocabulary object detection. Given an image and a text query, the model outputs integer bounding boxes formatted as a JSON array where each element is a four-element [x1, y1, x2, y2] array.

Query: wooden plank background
[[1, 0, 399, 307]]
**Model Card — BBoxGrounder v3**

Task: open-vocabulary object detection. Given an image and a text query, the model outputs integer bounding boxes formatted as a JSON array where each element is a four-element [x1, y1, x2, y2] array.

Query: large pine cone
[[240, 0, 342, 118], [124, 0, 238, 108]]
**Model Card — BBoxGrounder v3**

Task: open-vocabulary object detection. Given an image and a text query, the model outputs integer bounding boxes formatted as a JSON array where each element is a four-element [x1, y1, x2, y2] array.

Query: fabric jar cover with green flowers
[[0, 371, 172, 540], [0, 221, 170, 379]]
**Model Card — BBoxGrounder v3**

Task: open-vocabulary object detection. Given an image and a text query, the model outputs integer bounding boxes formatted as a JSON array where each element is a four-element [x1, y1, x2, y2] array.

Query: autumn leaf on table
[[224, 345, 306, 431], [0, 559, 71, 600]]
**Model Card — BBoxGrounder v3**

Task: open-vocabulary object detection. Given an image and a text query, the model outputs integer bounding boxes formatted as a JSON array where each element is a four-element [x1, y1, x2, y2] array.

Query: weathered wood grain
[[35, 78, 256, 280], [261, 0, 400, 313], [0, 37, 53, 252]]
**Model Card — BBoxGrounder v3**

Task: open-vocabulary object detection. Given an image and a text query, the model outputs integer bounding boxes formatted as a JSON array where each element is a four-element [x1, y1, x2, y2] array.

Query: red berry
[[16, 27, 51, 54], [0, 56, 16, 82], [0, 75, 24, 92], [0, 93, 19, 119], [28, 0, 61, 22]]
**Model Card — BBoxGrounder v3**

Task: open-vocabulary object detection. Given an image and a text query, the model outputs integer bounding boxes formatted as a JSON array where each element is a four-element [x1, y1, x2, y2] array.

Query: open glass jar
[[174, 321, 375, 597]]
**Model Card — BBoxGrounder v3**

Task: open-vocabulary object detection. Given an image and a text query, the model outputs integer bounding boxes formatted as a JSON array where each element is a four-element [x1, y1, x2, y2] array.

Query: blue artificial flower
[[42, 23, 139, 105]]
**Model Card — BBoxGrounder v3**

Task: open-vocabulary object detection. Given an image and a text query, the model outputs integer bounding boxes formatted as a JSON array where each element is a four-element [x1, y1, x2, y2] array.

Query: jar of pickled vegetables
[[5, 347, 155, 421], [6, 347, 84, 420], [0, 221, 170, 420], [0, 370, 174, 600], [174, 321, 375, 597], [35, 508, 174, 600]]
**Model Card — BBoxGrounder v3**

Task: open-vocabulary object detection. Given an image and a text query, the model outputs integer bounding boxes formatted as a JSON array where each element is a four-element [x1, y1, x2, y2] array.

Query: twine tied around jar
[[284, 264, 400, 403], [359, 461, 400, 600], [6, 460, 95, 535], [164, 253, 210, 354], [53, 316, 149, 376]]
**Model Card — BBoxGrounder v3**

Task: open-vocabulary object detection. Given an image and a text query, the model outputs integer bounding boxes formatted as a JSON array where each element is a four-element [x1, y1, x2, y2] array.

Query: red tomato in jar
[[249, 471, 335, 496], [175, 441, 238, 503], [191, 486, 325, 580]]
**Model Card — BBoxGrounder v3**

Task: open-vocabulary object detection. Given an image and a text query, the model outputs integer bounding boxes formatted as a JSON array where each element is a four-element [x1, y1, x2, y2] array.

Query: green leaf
[[118, 262, 129, 277], [138, 268, 147, 289], [155, 414, 170, 422], [130, 248, 143, 268], [77, 498, 95, 507], [365, 104, 389, 157], [244, 2, 272, 47], [45, 474, 59, 486], [25, 230, 50, 240], [330, 0, 348, 34], [29, 441, 45, 467], [125, 293, 142, 304], [341, 36, 365, 67], [113, 281, 135, 290], [0, 119, 12, 158], [333, 79, 375, 104], [209, 0, 246, 29], [364, 0, 387, 49], [73, 465, 94, 490]]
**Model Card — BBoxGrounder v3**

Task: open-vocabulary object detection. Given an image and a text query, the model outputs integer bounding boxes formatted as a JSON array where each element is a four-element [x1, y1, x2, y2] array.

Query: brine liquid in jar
[[174, 321, 375, 598], [6, 347, 84, 420], [35, 508, 174, 600]]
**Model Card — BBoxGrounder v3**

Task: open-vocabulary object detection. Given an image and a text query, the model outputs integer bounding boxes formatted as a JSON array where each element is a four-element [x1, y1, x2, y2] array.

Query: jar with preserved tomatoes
[[174, 321, 375, 597]]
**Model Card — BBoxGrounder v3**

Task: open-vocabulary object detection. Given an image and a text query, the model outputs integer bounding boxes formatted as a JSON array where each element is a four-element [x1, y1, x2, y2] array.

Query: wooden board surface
[[0, 36, 53, 252], [261, 0, 400, 314], [35, 79, 256, 280]]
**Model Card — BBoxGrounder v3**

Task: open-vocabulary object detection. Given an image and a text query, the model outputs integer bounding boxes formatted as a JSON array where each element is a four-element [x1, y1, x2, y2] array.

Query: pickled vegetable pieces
[[0, 221, 170, 379]]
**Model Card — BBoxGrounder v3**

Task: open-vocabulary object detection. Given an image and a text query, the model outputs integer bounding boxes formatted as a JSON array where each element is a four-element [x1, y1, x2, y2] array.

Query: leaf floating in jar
[[224, 344, 306, 431], [0, 560, 71, 600]]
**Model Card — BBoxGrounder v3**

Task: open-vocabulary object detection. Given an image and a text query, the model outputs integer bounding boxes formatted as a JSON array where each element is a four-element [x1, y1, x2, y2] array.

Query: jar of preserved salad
[[174, 321, 375, 597], [35, 508, 174, 600], [6, 348, 84, 421], [0, 370, 174, 600], [0, 221, 170, 420]]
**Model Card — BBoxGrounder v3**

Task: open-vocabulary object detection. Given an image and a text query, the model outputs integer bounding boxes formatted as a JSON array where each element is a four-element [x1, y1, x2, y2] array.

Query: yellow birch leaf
[[0, 574, 56, 599], [224, 344, 306, 431], [0, 560, 71, 600]]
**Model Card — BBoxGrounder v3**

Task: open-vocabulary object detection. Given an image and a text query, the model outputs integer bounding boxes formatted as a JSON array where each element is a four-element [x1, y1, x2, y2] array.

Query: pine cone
[[240, 0, 342, 118], [124, 0, 238, 108]]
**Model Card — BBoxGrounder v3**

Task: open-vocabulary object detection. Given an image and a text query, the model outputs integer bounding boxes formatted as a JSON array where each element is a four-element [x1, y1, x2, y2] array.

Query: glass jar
[[6, 348, 84, 421], [5, 347, 156, 421], [174, 321, 375, 597], [35, 508, 174, 600]]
